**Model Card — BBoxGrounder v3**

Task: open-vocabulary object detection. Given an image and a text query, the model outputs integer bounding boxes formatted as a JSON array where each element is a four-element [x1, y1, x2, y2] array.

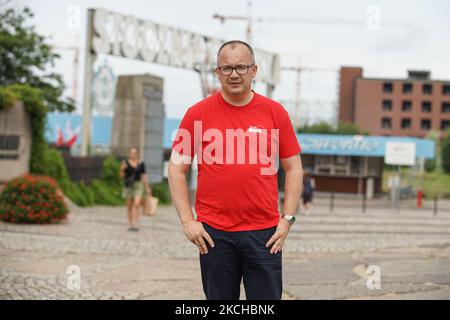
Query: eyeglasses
[[216, 64, 255, 76]]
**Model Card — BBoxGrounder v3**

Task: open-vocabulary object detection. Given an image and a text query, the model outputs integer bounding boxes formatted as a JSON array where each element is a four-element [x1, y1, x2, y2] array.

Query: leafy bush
[[0, 86, 15, 110], [297, 121, 367, 135], [442, 131, 450, 174], [77, 181, 95, 206], [30, 149, 171, 207], [35, 148, 119, 206], [151, 182, 171, 204], [37, 147, 90, 207], [90, 179, 123, 206], [425, 158, 437, 172], [0, 175, 69, 224], [101, 155, 122, 187], [40, 147, 71, 182], [89, 156, 124, 206], [59, 180, 94, 207]]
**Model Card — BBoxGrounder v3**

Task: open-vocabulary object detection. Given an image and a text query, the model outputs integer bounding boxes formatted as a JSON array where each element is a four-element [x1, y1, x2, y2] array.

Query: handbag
[[142, 196, 159, 216], [124, 175, 135, 188]]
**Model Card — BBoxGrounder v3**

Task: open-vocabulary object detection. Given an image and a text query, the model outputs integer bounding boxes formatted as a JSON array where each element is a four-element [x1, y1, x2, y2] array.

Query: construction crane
[[213, 1, 254, 44], [282, 63, 337, 128], [50, 35, 81, 107], [213, 2, 409, 40]]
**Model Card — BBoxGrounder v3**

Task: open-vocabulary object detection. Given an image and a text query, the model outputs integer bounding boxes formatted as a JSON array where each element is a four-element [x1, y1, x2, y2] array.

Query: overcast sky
[[7, 0, 450, 123]]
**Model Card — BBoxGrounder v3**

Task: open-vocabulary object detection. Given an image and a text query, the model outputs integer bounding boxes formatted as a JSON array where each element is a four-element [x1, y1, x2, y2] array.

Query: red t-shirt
[[172, 91, 301, 231]]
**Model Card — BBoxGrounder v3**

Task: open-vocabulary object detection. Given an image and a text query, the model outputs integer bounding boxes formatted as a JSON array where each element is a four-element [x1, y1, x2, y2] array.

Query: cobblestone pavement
[[0, 200, 449, 300]]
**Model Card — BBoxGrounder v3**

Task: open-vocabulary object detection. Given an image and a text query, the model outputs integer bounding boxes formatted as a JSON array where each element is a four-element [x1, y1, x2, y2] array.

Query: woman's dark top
[[123, 160, 146, 187]]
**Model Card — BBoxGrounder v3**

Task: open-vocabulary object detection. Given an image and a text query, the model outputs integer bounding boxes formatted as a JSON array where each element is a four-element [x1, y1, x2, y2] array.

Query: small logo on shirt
[[248, 125, 267, 133]]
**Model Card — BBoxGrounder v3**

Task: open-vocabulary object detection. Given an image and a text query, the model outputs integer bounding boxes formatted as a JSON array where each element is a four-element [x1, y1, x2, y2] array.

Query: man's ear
[[214, 68, 221, 79], [252, 65, 258, 78]]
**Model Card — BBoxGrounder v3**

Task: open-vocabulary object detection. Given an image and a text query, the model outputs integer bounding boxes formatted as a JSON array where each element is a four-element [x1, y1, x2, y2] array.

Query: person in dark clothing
[[302, 172, 315, 215], [119, 147, 151, 231]]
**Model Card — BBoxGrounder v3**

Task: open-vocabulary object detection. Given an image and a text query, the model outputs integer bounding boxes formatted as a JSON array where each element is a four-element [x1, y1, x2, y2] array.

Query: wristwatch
[[281, 214, 296, 225]]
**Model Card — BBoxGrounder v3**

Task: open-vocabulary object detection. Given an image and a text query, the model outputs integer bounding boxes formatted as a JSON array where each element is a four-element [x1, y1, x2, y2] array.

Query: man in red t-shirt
[[169, 40, 303, 300]]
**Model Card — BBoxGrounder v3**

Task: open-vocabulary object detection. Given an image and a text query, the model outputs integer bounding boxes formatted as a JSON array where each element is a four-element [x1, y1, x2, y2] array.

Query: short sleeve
[[171, 107, 196, 159], [140, 162, 146, 174], [278, 111, 301, 159]]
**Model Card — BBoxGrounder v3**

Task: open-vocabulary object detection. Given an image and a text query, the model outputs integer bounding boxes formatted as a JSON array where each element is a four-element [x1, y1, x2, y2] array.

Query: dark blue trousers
[[199, 222, 282, 300]]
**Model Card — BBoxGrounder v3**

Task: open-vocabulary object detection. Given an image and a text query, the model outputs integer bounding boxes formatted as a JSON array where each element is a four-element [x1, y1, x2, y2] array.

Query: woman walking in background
[[120, 147, 151, 231], [302, 171, 315, 215]]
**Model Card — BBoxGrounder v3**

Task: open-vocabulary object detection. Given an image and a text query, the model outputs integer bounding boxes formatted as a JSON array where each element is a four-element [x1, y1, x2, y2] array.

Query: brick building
[[339, 67, 450, 138]]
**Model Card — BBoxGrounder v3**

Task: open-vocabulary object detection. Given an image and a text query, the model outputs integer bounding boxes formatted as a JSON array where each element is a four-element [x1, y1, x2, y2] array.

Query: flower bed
[[0, 175, 69, 224]]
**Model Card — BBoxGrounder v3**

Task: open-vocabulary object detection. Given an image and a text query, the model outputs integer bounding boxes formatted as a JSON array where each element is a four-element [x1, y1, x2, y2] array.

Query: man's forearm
[[283, 168, 303, 215], [168, 171, 195, 224]]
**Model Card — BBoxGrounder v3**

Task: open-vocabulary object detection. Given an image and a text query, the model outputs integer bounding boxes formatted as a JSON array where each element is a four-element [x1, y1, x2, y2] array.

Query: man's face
[[215, 44, 257, 96]]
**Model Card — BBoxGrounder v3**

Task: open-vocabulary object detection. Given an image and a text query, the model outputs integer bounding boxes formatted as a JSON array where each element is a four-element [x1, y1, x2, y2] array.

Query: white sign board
[[384, 142, 416, 166], [90, 8, 280, 86]]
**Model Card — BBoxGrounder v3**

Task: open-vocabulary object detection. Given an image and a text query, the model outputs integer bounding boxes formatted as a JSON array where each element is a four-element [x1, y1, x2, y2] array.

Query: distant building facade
[[339, 67, 450, 138]]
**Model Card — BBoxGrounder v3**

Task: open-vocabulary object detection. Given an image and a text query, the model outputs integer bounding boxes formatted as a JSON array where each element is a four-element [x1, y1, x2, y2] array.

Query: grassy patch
[[383, 168, 450, 198]]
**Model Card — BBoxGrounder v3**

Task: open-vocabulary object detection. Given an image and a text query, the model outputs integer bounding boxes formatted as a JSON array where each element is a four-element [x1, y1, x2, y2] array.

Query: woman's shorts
[[122, 181, 144, 199], [302, 192, 313, 204]]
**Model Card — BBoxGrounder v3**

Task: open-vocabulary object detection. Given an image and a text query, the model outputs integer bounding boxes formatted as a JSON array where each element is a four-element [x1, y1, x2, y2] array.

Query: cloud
[[373, 21, 429, 53]]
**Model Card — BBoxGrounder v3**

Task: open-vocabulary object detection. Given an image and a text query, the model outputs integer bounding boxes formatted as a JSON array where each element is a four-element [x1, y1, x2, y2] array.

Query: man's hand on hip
[[266, 218, 292, 254], [182, 221, 215, 255]]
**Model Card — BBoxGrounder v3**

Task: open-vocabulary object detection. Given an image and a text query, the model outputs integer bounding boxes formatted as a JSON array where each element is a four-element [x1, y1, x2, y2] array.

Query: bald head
[[216, 40, 255, 66]]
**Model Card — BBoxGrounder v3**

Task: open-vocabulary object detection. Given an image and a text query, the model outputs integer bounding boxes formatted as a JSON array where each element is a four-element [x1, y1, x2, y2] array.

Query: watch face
[[283, 215, 295, 224]]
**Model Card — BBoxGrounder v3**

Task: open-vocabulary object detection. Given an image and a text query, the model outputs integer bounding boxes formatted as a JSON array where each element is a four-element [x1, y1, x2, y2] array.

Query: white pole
[[80, 9, 96, 156]]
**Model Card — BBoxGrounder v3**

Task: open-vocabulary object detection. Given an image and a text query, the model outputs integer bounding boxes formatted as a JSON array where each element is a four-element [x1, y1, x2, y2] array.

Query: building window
[[382, 100, 392, 111], [422, 84, 433, 94], [402, 100, 412, 111], [442, 120, 450, 130], [316, 156, 333, 174], [334, 156, 349, 174], [350, 157, 361, 175], [401, 118, 411, 129], [443, 85, 450, 95], [421, 119, 431, 130], [403, 83, 413, 93], [422, 101, 432, 112], [0, 135, 20, 160], [442, 102, 450, 113], [381, 117, 392, 129], [383, 82, 393, 93]]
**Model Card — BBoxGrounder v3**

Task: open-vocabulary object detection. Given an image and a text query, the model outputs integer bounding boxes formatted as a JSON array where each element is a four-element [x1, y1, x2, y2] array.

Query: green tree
[[336, 122, 365, 135], [298, 121, 365, 135], [0, 7, 74, 112], [298, 122, 334, 134], [425, 130, 440, 172], [442, 131, 450, 173]]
